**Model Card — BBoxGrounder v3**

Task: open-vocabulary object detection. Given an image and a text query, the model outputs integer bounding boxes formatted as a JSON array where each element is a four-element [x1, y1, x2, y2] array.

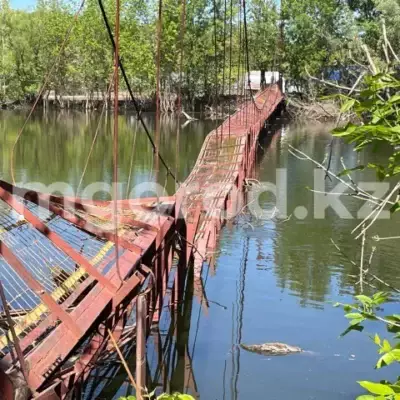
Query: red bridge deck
[[178, 84, 283, 274]]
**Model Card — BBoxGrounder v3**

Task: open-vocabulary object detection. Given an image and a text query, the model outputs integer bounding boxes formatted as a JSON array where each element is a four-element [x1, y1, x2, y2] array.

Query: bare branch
[[372, 235, 400, 241], [305, 68, 361, 92], [353, 182, 400, 239], [362, 44, 378, 75], [348, 49, 370, 71], [359, 225, 366, 293], [382, 18, 400, 62], [289, 146, 395, 209], [331, 239, 400, 294]]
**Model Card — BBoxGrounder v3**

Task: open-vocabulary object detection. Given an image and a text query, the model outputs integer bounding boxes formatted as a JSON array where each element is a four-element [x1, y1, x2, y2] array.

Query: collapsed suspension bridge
[[0, 84, 283, 399], [0, 0, 285, 397]]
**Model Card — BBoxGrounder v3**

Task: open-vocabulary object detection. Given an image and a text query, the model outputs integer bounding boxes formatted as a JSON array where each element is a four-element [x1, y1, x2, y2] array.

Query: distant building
[[233, 71, 286, 94]]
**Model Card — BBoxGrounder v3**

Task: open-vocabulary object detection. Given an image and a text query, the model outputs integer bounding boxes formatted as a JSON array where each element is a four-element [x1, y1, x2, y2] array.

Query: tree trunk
[[260, 70, 266, 89]]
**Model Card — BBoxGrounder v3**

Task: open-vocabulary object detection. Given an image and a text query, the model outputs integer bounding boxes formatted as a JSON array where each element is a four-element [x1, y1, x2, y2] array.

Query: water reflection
[[258, 123, 400, 305], [0, 110, 213, 197], [82, 268, 200, 399]]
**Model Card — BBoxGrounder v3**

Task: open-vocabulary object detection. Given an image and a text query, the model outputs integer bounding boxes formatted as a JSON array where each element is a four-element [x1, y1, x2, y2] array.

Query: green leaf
[[358, 381, 395, 395], [338, 166, 365, 177], [390, 126, 400, 133], [356, 396, 376, 400], [345, 313, 363, 319], [390, 202, 400, 213], [341, 98, 356, 113], [376, 349, 400, 368], [391, 384, 400, 394], [372, 292, 389, 305], [388, 94, 400, 103], [356, 295, 373, 305], [332, 123, 359, 137], [340, 324, 364, 337], [350, 317, 366, 325], [374, 334, 381, 346], [382, 339, 392, 353]]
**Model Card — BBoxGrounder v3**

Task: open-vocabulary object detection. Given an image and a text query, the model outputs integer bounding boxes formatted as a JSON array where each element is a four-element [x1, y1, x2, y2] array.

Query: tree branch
[[305, 68, 361, 92]]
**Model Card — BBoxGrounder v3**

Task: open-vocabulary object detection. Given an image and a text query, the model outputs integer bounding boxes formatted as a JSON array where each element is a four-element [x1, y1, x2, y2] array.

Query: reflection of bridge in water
[[0, 85, 283, 399], [83, 265, 199, 399]]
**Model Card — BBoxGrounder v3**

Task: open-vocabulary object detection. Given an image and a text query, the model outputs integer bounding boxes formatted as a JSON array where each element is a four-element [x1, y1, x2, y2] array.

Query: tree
[[282, 0, 355, 87], [0, 0, 12, 101], [248, 0, 279, 86]]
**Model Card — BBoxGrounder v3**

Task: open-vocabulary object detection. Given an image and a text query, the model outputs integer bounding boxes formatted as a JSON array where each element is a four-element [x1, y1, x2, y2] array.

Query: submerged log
[[181, 109, 197, 121], [240, 342, 303, 356]]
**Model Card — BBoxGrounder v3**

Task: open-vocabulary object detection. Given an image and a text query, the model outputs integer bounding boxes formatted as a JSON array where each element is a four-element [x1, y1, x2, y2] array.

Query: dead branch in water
[[181, 108, 197, 121], [286, 96, 342, 122]]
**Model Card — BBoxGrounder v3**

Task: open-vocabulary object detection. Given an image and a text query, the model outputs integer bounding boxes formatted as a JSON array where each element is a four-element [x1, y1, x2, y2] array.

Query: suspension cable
[[221, 0, 228, 138], [222, 0, 227, 97], [77, 69, 115, 194], [213, 0, 219, 139], [113, 0, 121, 283], [97, 0, 178, 184], [242, 0, 251, 93], [236, 0, 242, 113], [228, 0, 233, 138], [155, 0, 163, 227], [176, 0, 186, 183]]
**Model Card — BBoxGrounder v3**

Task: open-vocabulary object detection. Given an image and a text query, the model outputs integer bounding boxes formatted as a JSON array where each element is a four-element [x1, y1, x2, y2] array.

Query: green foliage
[[248, 0, 279, 73], [0, 0, 247, 104], [283, 0, 355, 84], [335, 293, 400, 399], [2, 0, 400, 103], [332, 73, 400, 187]]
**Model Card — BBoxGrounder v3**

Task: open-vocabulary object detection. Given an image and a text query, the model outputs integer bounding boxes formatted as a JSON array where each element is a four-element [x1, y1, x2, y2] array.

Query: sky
[[10, 0, 36, 9]]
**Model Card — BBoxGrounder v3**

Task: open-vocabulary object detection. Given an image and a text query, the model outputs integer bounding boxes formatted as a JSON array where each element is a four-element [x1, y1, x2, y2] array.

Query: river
[[0, 110, 399, 399]]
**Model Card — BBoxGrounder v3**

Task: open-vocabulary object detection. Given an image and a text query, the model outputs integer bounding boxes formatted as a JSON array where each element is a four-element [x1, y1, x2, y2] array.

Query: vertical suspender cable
[[279, 0, 285, 90], [221, 0, 227, 139], [243, 0, 251, 93], [242, 0, 257, 123], [156, 0, 163, 172], [155, 0, 163, 227], [222, 0, 227, 98], [213, 0, 219, 147], [176, 0, 186, 184], [236, 0, 242, 122], [113, 0, 121, 282], [228, 0, 233, 138]]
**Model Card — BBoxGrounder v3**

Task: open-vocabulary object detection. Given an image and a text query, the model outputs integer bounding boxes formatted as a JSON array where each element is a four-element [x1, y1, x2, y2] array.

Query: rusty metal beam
[[49, 204, 143, 254], [0, 186, 117, 294], [0, 281, 34, 394], [0, 181, 144, 254], [0, 242, 82, 338]]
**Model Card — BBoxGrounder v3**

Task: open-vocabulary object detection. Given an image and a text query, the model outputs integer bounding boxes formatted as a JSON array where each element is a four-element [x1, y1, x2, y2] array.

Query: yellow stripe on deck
[[0, 241, 114, 349]]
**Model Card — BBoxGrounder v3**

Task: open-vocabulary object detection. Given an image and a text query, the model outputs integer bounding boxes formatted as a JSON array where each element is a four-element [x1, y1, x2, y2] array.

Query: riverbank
[[0, 94, 248, 121]]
